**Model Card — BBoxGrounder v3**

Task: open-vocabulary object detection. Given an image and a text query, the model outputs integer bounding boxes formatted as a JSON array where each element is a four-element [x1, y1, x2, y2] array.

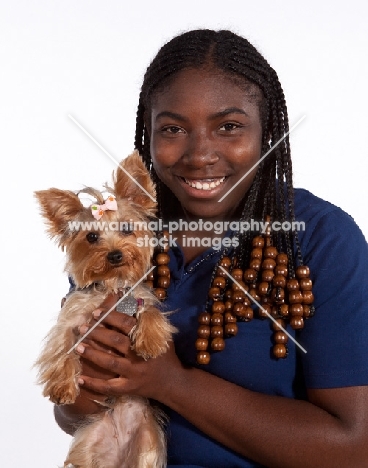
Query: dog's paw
[[45, 382, 79, 405], [131, 308, 176, 359]]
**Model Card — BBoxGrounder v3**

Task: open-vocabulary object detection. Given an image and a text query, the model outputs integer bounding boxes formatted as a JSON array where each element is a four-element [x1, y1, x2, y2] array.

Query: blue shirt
[[163, 189, 368, 467]]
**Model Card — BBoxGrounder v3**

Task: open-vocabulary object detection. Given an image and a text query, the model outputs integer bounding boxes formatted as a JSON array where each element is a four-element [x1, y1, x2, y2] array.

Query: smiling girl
[[56, 29, 368, 468]]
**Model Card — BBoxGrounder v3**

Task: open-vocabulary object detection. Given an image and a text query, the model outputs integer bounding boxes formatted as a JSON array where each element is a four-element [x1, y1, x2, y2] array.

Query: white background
[[1, 1, 367, 466]]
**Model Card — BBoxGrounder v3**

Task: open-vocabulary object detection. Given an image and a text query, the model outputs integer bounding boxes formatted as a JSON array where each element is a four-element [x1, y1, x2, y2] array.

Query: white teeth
[[184, 177, 225, 191]]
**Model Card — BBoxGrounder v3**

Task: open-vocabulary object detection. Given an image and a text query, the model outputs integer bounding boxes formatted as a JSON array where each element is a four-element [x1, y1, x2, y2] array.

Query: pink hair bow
[[91, 196, 117, 220]]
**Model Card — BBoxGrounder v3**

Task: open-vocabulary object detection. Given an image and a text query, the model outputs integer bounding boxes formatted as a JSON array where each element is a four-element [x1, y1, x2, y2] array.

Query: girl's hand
[[76, 299, 181, 403]]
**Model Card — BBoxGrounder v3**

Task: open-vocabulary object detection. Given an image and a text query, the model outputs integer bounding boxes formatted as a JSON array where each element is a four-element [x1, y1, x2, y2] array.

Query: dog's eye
[[86, 232, 99, 243]]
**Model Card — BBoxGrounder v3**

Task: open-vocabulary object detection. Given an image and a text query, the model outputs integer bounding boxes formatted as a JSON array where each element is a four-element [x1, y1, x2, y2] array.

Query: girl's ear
[[114, 150, 156, 214]]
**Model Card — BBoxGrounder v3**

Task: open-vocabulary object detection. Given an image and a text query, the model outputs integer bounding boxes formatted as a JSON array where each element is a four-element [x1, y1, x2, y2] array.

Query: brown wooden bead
[[302, 291, 314, 304], [258, 281, 270, 296], [155, 253, 170, 265], [237, 306, 254, 322], [302, 305, 311, 318], [290, 316, 304, 330], [249, 258, 262, 271], [296, 265, 310, 279], [197, 351, 210, 365], [198, 312, 211, 325], [272, 275, 286, 288], [300, 278, 313, 291], [273, 343, 287, 358], [251, 247, 263, 259], [262, 269, 275, 282], [157, 276, 170, 289], [264, 222, 272, 237], [290, 303, 304, 316], [224, 312, 237, 323], [276, 253, 288, 265], [147, 271, 155, 281], [220, 256, 232, 268], [274, 331, 288, 344], [232, 302, 245, 315], [272, 318, 286, 331], [232, 290, 246, 303], [211, 313, 224, 326], [243, 268, 258, 282], [279, 304, 289, 318], [264, 246, 278, 259], [145, 280, 154, 289], [258, 303, 271, 318], [224, 322, 238, 336], [195, 338, 208, 351], [208, 287, 221, 300], [262, 258, 276, 270], [274, 265, 288, 277], [212, 302, 225, 314], [212, 276, 226, 289], [216, 267, 228, 277], [231, 280, 248, 292], [211, 325, 223, 338], [252, 236, 265, 248], [157, 265, 170, 277], [211, 337, 226, 351], [286, 278, 299, 291], [288, 291, 303, 304], [249, 289, 260, 302], [197, 325, 211, 338], [225, 289, 233, 299], [154, 288, 166, 300], [232, 268, 243, 281], [224, 300, 233, 311]]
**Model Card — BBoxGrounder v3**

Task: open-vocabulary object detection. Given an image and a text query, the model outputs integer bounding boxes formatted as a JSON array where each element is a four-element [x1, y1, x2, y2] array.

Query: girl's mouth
[[182, 177, 226, 191]]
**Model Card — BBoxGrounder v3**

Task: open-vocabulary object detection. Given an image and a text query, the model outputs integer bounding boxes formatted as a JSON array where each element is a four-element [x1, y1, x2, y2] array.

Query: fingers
[[79, 322, 131, 356], [93, 309, 137, 335], [78, 374, 126, 397]]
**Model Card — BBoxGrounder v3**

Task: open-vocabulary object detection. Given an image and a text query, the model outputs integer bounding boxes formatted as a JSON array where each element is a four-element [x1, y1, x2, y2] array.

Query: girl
[[56, 29, 368, 467]]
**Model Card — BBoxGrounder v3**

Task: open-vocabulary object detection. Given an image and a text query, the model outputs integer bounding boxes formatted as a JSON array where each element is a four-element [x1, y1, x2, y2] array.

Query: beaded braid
[[134, 29, 314, 362]]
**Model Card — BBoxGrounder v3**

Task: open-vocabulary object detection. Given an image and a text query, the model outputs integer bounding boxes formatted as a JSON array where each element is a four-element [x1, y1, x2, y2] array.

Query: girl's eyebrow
[[155, 107, 249, 122], [209, 107, 249, 119], [155, 111, 187, 122]]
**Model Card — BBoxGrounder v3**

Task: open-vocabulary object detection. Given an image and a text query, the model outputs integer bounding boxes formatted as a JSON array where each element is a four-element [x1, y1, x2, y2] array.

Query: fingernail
[[93, 309, 103, 318], [76, 344, 85, 354], [79, 325, 89, 335], [78, 378, 84, 385]]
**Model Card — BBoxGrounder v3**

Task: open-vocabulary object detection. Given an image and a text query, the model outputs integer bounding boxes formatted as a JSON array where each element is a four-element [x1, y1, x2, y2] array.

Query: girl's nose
[[182, 131, 219, 168]]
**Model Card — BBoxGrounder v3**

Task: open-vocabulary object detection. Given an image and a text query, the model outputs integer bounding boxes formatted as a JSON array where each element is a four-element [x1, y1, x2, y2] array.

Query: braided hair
[[134, 29, 303, 274]]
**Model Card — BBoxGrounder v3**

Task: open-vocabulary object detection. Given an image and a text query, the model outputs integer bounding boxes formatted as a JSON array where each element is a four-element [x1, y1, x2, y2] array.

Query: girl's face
[[148, 67, 263, 221]]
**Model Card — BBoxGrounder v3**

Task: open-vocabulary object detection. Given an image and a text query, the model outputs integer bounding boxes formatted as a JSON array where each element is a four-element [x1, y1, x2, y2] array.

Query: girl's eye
[[219, 123, 241, 131], [86, 232, 99, 243], [161, 125, 184, 134]]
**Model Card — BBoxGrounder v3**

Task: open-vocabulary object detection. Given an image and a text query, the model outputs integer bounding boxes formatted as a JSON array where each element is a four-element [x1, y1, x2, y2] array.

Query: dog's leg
[[35, 291, 105, 405], [130, 306, 177, 359], [65, 396, 166, 468]]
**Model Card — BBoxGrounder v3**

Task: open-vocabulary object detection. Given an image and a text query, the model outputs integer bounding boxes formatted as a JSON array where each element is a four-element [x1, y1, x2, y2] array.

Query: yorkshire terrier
[[35, 151, 175, 468]]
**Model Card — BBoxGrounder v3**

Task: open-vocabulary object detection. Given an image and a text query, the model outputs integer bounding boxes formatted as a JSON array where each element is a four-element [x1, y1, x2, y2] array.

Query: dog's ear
[[35, 189, 84, 243], [114, 150, 156, 214]]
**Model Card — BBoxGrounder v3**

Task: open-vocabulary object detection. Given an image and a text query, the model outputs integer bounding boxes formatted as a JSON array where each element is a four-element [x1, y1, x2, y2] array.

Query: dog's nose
[[107, 250, 123, 264]]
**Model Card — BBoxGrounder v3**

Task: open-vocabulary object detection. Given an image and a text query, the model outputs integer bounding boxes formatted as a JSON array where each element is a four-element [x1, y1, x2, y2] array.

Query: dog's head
[[35, 151, 157, 290]]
